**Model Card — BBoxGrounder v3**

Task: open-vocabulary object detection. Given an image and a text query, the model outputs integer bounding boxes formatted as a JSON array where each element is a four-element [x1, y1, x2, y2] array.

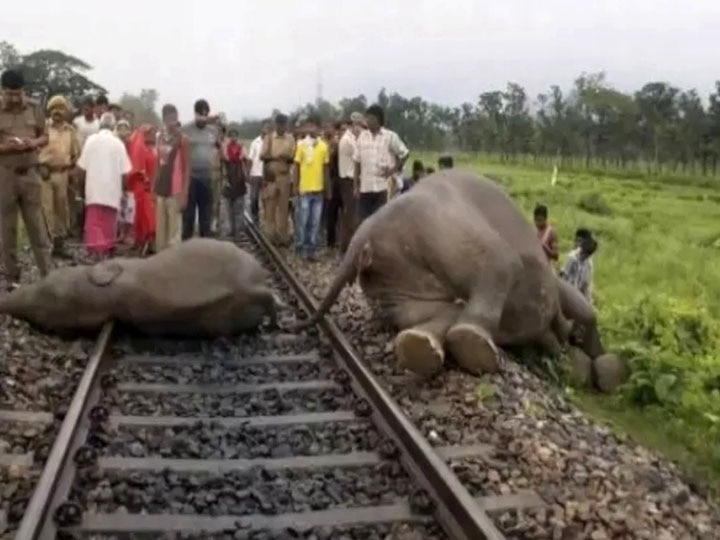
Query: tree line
[[3, 40, 719, 177], [0, 41, 160, 125], [232, 73, 720, 178]]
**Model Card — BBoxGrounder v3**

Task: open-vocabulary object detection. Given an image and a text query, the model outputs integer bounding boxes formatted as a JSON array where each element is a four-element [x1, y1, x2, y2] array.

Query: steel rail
[[14, 245, 151, 540], [13, 321, 114, 540], [244, 217, 506, 540]]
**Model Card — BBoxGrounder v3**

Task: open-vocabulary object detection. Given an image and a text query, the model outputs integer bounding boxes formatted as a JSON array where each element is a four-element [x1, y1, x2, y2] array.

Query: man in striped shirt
[[352, 104, 409, 223], [561, 228, 597, 302]]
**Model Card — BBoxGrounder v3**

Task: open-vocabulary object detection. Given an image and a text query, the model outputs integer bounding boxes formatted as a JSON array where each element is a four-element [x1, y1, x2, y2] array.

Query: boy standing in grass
[[561, 228, 597, 302], [293, 115, 329, 261], [534, 204, 559, 263]]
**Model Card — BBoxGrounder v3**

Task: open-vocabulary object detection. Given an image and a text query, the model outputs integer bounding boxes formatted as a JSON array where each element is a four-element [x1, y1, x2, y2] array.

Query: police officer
[[0, 69, 53, 291], [39, 95, 80, 258]]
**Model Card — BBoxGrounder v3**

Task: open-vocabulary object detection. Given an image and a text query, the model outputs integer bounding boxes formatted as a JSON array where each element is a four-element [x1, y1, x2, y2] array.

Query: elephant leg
[[446, 252, 523, 375], [557, 278, 604, 358], [551, 309, 572, 345], [536, 328, 563, 357], [394, 303, 461, 377]]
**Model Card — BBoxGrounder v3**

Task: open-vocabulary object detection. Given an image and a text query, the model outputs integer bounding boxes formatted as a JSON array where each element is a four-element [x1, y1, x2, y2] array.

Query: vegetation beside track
[[414, 153, 720, 498]]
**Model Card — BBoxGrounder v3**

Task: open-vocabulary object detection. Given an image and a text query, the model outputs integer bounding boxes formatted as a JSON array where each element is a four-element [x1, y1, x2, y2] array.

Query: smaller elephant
[[0, 238, 279, 337]]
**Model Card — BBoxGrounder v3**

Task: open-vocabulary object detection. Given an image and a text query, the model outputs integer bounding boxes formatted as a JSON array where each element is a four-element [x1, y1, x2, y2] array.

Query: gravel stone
[[285, 247, 720, 539], [112, 360, 338, 385], [70, 465, 412, 516], [106, 421, 381, 459], [102, 387, 356, 418]]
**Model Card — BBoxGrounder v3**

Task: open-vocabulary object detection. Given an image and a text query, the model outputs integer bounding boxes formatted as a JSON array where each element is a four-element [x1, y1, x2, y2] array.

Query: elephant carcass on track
[[0, 238, 278, 337]]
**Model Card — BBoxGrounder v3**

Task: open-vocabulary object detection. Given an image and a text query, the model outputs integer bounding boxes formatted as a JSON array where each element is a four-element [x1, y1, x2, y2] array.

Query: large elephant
[[0, 238, 279, 337], [295, 170, 613, 382]]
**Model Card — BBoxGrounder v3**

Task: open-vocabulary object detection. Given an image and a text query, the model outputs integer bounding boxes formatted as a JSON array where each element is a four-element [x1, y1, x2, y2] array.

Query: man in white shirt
[[73, 96, 100, 148], [337, 112, 363, 252], [352, 105, 409, 223], [75, 112, 131, 259], [246, 120, 270, 224], [70, 95, 101, 237]]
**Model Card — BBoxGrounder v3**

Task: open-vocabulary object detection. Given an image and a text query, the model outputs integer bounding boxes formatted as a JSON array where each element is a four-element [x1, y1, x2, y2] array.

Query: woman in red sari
[[127, 125, 158, 250]]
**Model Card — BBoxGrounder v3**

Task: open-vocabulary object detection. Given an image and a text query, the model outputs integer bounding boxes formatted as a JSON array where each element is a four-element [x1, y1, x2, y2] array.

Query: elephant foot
[[446, 323, 500, 375], [394, 329, 444, 377]]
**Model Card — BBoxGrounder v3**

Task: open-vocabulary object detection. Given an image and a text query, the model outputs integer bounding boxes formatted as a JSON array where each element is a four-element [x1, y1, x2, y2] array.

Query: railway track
[[0, 247, 100, 539], [8, 221, 547, 540]]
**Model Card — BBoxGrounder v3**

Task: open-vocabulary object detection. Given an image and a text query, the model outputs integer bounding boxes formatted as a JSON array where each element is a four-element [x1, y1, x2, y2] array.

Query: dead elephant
[[294, 170, 625, 390], [0, 238, 278, 337]]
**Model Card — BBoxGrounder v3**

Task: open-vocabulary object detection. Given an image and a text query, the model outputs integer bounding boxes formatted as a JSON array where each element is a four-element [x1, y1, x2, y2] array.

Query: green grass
[[418, 152, 720, 498]]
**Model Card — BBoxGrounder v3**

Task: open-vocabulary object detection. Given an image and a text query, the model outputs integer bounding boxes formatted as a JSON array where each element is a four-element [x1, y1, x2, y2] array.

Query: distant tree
[[0, 41, 106, 108], [119, 89, 160, 125], [0, 41, 21, 70], [227, 72, 720, 177], [635, 82, 680, 172]]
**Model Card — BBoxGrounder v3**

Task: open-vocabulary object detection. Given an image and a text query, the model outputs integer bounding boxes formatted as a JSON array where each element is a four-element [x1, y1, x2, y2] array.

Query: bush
[[606, 295, 720, 434], [577, 192, 613, 216]]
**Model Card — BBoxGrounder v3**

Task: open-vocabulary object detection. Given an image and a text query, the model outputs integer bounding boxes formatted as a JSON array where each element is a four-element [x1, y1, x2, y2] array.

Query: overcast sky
[[3, 0, 719, 121]]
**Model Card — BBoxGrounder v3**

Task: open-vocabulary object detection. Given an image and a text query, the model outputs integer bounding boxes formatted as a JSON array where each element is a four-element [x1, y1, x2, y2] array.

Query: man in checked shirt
[[352, 104, 409, 224]]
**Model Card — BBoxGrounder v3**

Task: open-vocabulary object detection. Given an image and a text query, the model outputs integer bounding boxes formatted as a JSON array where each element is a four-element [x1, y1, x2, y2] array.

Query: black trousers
[[182, 177, 212, 240], [358, 191, 387, 223], [325, 176, 343, 247], [249, 176, 261, 224]]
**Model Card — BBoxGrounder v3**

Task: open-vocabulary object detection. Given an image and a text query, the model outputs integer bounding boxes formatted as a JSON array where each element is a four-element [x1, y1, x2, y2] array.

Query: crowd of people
[[0, 66, 597, 302]]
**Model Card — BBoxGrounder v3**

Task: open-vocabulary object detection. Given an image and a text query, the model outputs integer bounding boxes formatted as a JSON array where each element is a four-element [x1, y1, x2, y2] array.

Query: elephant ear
[[357, 241, 373, 271], [86, 261, 124, 287]]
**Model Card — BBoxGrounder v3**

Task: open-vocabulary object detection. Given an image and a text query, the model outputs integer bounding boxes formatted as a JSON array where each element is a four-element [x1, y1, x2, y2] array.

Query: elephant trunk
[[289, 255, 356, 331], [556, 277, 606, 359], [582, 325, 605, 359]]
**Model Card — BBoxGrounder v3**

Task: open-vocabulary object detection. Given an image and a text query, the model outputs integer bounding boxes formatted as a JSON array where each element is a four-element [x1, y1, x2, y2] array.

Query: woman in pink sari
[[127, 125, 158, 250]]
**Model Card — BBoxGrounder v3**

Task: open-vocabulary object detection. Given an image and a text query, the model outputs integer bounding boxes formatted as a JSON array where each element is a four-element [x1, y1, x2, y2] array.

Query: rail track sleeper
[[72, 503, 431, 533], [120, 352, 320, 366], [245, 218, 507, 540], [97, 451, 383, 472], [0, 410, 54, 424], [94, 443, 497, 474], [69, 491, 545, 535], [108, 410, 359, 428], [115, 379, 338, 394]]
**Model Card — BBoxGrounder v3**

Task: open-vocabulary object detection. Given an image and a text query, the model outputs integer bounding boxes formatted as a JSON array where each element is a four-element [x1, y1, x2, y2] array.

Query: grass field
[[417, 153, 720, 497]]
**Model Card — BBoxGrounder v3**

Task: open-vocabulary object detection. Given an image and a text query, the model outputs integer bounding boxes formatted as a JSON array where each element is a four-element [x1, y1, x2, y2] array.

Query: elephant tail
[[286, 256, 355, 331]]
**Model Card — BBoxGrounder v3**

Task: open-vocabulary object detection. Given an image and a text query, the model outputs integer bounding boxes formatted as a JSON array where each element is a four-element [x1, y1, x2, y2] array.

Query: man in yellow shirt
[[293, 115, 329, 260]]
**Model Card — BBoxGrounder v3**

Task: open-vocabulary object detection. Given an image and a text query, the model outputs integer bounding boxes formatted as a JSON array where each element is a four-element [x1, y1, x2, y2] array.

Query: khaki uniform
[[0, 98, 52, 281], [38, 120, 80, 244], [260, 132, 295, 245]]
